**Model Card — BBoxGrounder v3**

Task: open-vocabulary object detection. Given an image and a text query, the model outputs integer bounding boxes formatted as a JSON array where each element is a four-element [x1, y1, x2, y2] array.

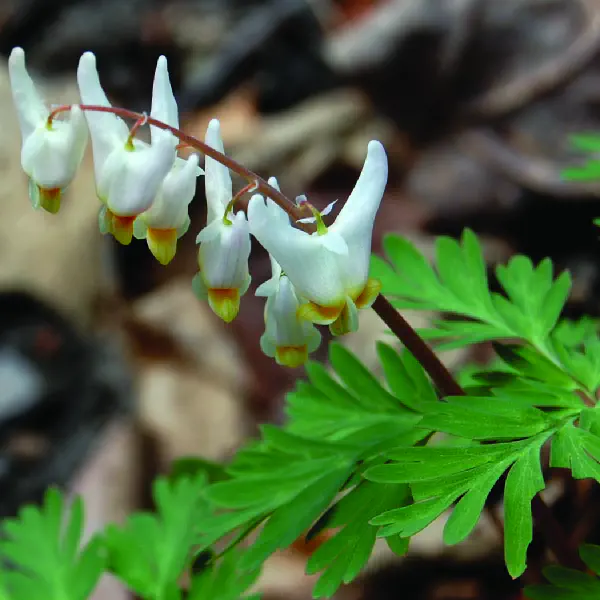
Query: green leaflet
[[504, 442, 546, 578], [238, 463, 354, 571], [374, 230, 582, 387], [188, 550, 261, 600], [525, 545, 600, 599], [367, 435, 550, 578], [306, 482, 410, 598], [104, 474, 209, 600], [376, 342, 439, 411], [0, 489, 105, 600]]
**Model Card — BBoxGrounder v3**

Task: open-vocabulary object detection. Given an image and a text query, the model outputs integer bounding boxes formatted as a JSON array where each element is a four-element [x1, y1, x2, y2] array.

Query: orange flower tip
[[355, 278, 382, 309], [109, 214, 136, 245], [207, 288, 240, 323], [296, 301, 343, 325], [38, 187, 61, 214], [275, 345, 308, 368], [147, 228, 178, 265]]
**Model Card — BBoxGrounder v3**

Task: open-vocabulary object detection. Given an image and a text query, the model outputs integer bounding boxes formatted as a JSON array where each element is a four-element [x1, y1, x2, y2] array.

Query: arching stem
[[49, 102, 580, 571]]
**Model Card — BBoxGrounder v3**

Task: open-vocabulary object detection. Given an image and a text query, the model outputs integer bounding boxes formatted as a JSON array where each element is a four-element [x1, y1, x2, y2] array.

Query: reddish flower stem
[[50, 102, 582, 572], [48, 104, 304, 223]]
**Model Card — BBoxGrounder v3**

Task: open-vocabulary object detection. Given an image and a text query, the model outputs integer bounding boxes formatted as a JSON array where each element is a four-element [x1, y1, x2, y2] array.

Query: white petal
[[321, 199, 338, 216], [248, 194, 346, 306], [8, 48, 47, 139], [21, 108, 88, 190], [262, 180, 292, 232], [196, 218, 222, 243], [198, 212, 251, 290], [100, 134, 176, 216], [150, 55, 179, 146], [320, 231, 348, 255], [77, 52, 129, 179], [266, 276, 322, 350], [329, 140, 388, 290], [139, 154, 199, 229], [204, 119, 232, 222]]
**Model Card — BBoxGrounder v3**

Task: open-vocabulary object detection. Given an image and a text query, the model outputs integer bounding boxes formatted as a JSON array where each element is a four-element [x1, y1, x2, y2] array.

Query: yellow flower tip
[[296, 301, 344, 325], [275, 345, 308, 368], [147, 228, 178, 265], [108, 213, 135, 245], [38, 187, 61, 214], [329, 299, 359, 336], [207, 288, 240, 323], [354, 278, 382, 309]]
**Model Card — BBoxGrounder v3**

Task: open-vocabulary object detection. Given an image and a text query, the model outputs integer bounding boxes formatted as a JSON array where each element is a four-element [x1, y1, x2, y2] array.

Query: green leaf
[[376, 230, 572, 354], [0, 489, 105, 600], [581, 544, 600, 574], [418, 398, 551, 440], [569, 133, 600, 152], [376, 342, 438, 411], [443, 461, 508, 545], [104, 473, 208, 599], [525, 545, 600, 599], [169, 457, 230, 484], [329, 343, 407, 413], [305, 482, 410, 598], [239, 463, 353, 570], [504, 442, 546, 578], [188, 549, 261, 600]]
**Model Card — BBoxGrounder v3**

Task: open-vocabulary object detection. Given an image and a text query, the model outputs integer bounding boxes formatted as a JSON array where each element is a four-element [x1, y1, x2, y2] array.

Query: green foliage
[[525, 545, 600, 599], [3, 227, 600, 599], [0, 479, 260, 600], [371, 230, 571, 354], [192, 342, 432, 598], [0, 488, 105, 600], [188, 550, 261, 600], [562, 133, 600, 180], [104, 473, 209, 600]]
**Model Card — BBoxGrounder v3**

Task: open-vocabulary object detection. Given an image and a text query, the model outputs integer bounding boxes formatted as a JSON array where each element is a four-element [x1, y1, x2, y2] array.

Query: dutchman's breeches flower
[[255, 177, 321, 366], [77, 52, 177, 245], [9, 48, 88, 214], [134, 154, 202, 265], [248, 140, 387, 335], [259, 275, 321, 368], [192, 119, 251, 322], [8, 42, 392, 365]]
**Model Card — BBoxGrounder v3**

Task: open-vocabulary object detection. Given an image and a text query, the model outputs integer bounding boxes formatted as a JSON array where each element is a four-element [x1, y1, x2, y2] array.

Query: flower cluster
[[8, 48, 388, 368]]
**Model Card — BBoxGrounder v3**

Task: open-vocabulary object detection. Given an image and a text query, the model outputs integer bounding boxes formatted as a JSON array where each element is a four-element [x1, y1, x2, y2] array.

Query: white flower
[[260, 275, 322, 368], [133, 154, 202, 264], [248, 140, 387, 335], [9, 47, 88, 214], [77, 52, 177, 244], [256, 178, 321, 367], [192, 119, 251, 322], [133, 62, 204, 265]]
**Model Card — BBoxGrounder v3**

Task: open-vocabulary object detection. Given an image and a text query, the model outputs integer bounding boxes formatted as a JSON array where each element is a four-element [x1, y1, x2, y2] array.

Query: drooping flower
[[248, 140, 387, 335], [256, 178, 321, 367], [192, 119, 251, 322], [77, 52, 177, 244], [9, 47, 88, 214], [133, 153, 202, 264]]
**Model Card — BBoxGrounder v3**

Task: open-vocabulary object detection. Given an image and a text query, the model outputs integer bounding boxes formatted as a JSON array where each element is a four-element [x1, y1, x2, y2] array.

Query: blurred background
[[1, 0, 600, 598]]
